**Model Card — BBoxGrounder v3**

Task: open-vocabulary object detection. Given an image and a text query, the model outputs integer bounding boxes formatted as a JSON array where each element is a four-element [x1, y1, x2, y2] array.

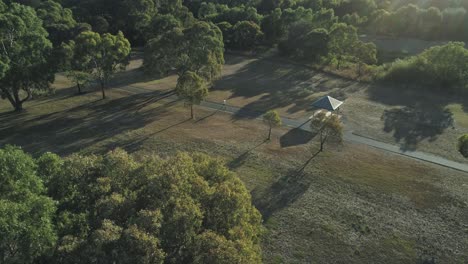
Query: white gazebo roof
[[311, 96, 343, 111]]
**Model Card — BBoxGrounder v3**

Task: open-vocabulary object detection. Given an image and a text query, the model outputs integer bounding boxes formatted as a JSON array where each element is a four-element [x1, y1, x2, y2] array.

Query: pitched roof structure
[[311, 96, 343, 111]]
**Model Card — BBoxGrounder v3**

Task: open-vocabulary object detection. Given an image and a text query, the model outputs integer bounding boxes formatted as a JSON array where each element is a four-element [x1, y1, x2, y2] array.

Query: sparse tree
[[353, 41, 377, 78], [73, 31, 131, 99], [328, 23, 358, 69], [61, 40, 92, 94], [175, 71, 208, 119], [263, 110, 282, 140], [310, 112, 343, 152], [458, 134, 468, 158]]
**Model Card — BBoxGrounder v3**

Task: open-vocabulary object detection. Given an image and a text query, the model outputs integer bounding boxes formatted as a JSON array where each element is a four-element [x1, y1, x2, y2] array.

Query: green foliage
[[310, 112, 343, 151], [369, 4, 468, 40], [259, 0, 297, 13], [61, 40, 93, 94], [458, 134, 468, 158], [144, 21, 224, 82], [145, 14, 182, 42], [120, 0, 157, 43], [0, 2, 54, 111], [376, 42, 468, 91], [231, 21, 264, 49], [0, 146, 56, 264], [279, 20, 329, 60], [263, 110, 282, 140], [29, 148, 263, 263], [261, 8, 283, 42], [72, 31, 131, 99], [36, 0, 79, 46], [203, 4, 263, 25], [175, 71, 208, 119]]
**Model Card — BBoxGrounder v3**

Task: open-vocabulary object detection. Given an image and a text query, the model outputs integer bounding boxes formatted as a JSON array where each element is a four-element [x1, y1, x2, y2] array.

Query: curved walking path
[[115, 86, 468, 173]]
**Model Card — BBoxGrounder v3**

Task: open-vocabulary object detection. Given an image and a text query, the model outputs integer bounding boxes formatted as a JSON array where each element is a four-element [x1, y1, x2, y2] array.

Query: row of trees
[[369, 4, 468, 40], [0, 146, 263, 264]]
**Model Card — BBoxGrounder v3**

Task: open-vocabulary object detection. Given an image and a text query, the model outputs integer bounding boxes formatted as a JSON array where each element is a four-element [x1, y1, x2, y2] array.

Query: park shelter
[[311, 96, 343, 111]]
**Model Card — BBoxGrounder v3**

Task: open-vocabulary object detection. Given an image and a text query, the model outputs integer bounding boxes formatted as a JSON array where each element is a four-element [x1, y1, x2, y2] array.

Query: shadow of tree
[[369, 85, 464, 150], [0, 91, 179, 155], [228, 139, 267, 169], [382, 107, 454, 151], [280, 128, 317, 148], [253, 150, 320, 220], [217, 55, 356, 119]]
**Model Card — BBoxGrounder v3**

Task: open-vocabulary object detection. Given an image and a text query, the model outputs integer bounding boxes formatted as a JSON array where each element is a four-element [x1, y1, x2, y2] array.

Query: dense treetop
[[0, 146, 263, 264]]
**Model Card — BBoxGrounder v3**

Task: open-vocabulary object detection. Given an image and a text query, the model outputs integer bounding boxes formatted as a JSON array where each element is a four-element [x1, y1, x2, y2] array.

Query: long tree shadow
[[218, 55, 357, 120], [228, 139, 268, 169], [102, 117, 192, 153], [369, 85, 462, 150], [0, 91, 178, 155], [253, 150, 321, 220], [280, 128, 317, 148]]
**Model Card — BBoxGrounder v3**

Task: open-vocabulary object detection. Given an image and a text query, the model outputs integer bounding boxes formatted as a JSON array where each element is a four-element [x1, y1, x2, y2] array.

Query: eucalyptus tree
[[175, 71, 208, 119], [73, 31, 131, 99], [0, 2, 55, 111], [144, 21, 224, 83], [0, 146, 56, 264], [263, 110, 282, 140], [310, 112, 343, 152], [34, 149, 263, 263]]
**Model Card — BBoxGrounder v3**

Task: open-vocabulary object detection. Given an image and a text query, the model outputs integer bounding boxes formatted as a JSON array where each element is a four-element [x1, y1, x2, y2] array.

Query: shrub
[[376, 42, 468, 92], [459, 134, 468, 158]]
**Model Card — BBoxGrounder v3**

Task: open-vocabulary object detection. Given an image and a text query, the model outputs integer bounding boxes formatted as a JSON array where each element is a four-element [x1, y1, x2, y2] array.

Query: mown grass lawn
[[1, 76, 467, 263]]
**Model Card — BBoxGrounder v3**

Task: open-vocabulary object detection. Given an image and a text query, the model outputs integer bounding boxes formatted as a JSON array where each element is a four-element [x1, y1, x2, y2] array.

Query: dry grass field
[[98, 53, 468, 162], [1, 67, 467, 263]]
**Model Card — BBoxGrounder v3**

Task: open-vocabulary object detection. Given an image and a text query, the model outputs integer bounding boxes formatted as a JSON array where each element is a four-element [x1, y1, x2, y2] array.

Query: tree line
[[0, 146, 263, 264]]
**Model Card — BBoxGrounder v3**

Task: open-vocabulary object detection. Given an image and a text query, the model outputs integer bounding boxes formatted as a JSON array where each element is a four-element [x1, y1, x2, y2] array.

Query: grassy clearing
[[1, 78, 467, 263], [62, 53, 467, 165]]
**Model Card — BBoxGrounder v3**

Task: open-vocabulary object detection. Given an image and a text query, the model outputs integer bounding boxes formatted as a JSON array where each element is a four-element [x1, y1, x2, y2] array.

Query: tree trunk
[[100, 82, 106, 99], [319, 131, 324, 152], [14, 101, 23, 112], [268, 125, 272, 140], [190, 104, 194, 119], [77, 82, 82, 94], [2, 86, 30, 112]]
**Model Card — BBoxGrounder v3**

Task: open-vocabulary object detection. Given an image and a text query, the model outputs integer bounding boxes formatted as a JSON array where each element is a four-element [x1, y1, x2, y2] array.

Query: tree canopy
[[263, 110, 282, 140], [0, 2, 54, 111], [458, 134, 468, 158], [310, 112, 343, 152], [71, 31, 131, 99], [175, 71, 209, 119], [144, 20, 224, 82], [0, 146, 56, 264], [0, 146, 263, 263]]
